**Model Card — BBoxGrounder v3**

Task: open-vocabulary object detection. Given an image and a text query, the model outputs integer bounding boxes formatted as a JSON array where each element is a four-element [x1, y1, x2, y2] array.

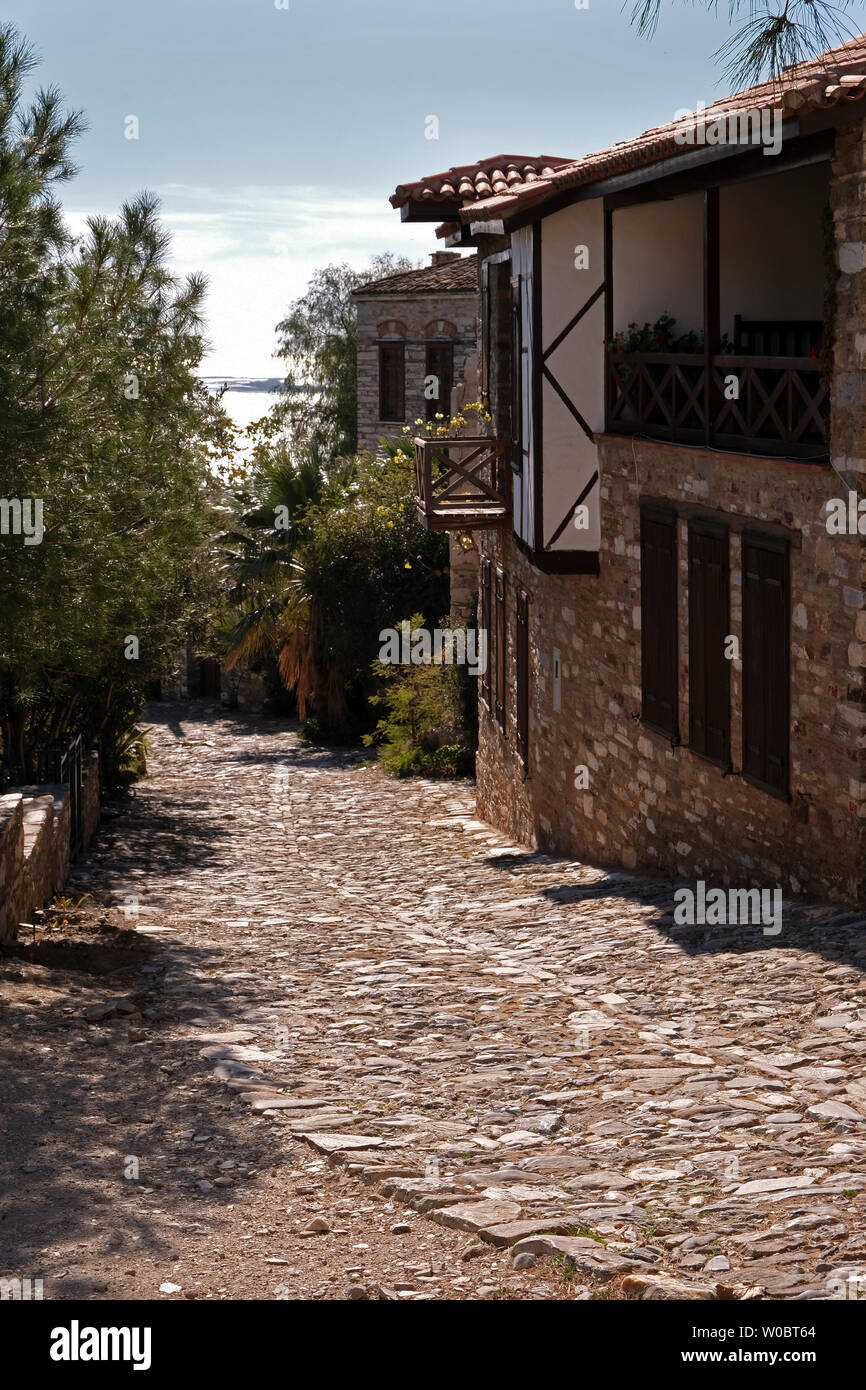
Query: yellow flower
[[414, 417, 423, 425], [404, 560, 412, 568]]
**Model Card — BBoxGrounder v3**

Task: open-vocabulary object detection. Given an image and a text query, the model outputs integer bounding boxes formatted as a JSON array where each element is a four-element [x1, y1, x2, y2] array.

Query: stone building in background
[[353, 251, 482, 616], [353, 251, 480, 451], [389, 41, 866, 906]]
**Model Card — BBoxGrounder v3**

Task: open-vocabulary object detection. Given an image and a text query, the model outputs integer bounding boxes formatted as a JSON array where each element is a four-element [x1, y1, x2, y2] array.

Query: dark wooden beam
[[604, 206, 613, 432], [503, 125, 840, 231], [399, 199, 462, 223], [532, 222, 543, 554], [703, 185, 720, 449]]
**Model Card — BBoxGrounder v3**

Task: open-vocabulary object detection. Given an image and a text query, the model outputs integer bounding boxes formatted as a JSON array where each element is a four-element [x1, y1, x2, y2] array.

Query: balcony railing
[[607, 352, 829, 460], [413, 436, 511, 531]]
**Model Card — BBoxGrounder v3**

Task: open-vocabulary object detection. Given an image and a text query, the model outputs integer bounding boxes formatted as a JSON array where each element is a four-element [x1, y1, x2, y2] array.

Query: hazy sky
[[11, 0, 757, 376]]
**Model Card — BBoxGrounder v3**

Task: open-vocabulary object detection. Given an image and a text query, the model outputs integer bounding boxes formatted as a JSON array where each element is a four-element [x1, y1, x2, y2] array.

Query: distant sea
[[199, 376, 285, 433]]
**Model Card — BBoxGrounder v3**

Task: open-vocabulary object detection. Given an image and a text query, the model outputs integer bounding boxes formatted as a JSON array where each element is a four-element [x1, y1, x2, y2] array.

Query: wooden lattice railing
[[413, 436, 511, 531], [607, 352, 829, 460]]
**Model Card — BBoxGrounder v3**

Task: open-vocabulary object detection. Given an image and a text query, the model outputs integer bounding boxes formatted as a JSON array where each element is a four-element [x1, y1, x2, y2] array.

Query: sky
[[8, 0, 782, 378]]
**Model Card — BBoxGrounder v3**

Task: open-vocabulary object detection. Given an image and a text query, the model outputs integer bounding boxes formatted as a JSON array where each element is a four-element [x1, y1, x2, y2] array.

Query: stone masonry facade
[[475, 116, 866, 907], [354, 256, 480, 453]]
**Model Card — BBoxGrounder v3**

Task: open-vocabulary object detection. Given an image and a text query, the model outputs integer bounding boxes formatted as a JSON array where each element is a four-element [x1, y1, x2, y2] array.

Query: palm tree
[[220, 440, 348, 673]]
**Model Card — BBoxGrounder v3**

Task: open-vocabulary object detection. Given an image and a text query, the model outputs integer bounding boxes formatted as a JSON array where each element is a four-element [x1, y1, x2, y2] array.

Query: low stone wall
[[0, 752, 99, 943], [0, 795, 26, 943]]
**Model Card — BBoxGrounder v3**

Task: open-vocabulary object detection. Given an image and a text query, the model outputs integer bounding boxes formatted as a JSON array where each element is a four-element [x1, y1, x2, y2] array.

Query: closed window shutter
[[379, 343, 404, 421], [511, 275, 523, 472], [480, 555, 492, 710], [425, 342, 453, 422], [640, 505, 679, 740], [480, 262, 489, 402], [742, 533, 789, 796], [516, 586, 530, 770], [688, 520, 730, 766], [494, 565, 507, 733]]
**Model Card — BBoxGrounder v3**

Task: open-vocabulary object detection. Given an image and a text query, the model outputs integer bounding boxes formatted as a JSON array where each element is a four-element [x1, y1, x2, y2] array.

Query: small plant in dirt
[[566, 1224, 605, 1244]]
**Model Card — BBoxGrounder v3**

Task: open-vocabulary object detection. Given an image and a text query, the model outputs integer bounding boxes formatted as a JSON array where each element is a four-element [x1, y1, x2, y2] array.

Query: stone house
[[353, 251, 482, 613], [352, 251, 480, 452], [389, 40, 866, 906]]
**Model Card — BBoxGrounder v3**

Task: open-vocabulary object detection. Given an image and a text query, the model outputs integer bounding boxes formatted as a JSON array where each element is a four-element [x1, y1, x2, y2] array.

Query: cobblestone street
[[2, 701, 866, 1301]]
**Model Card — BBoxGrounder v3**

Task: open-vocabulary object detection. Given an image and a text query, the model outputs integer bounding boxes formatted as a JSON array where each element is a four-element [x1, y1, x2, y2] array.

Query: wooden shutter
[[688, 519, 730, 766], [479, 555, 491, 710], [480, 261, 489, 402], [378, 342, 404, 421], [742, 532, 790, 796], [425, 342, 453, 422], [494, 565, 507, 733], [511, 274, 523, 472], [516, 586, 530, 770], [640, 504, 679, 740]]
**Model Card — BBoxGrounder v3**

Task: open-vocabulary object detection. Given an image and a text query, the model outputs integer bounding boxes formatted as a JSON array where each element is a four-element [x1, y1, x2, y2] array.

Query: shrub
[[363, 615, 478, 777]]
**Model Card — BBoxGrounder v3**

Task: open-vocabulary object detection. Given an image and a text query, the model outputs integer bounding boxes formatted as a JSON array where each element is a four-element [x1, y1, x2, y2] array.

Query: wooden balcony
[[607, 352, 829, 461], [413, 436, 511, 531]]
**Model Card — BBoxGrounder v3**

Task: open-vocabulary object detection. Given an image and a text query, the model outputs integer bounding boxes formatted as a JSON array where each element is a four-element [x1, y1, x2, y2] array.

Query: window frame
[[378, 340, 405, 422], [639, 502, 680, 743]]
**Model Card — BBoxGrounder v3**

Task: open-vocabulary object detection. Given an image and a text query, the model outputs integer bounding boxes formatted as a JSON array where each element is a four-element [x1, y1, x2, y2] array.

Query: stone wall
[[0, 755, 99, 942], [476, 436, 866, 905], [448, 533, 480, 619], [0, 795, 26, 943], [356, 291, 480, 452]]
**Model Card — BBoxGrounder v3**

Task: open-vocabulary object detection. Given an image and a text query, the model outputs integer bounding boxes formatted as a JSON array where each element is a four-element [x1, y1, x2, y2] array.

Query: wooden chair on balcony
[[733, 316, 822, 358]]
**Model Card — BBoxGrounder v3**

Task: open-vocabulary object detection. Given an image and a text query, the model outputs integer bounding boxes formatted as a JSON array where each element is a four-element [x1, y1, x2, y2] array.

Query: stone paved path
[[5, 701, 866, 1300]]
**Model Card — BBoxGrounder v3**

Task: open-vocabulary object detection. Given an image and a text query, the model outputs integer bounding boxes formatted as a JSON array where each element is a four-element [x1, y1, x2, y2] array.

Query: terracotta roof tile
[[390, 155, 575, 210], [457, 34, 866, 228], [352, 254, 478, 298]]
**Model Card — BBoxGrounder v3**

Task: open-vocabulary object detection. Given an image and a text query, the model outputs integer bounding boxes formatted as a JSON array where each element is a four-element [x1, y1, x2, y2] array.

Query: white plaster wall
[[613, 191, 703, 338], [719, 161, 829, 336], [539, 198, 604, 553]]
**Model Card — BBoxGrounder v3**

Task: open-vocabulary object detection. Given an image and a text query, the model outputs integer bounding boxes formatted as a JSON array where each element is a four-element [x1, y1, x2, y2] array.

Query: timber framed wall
[[474, 113, 866, 906]]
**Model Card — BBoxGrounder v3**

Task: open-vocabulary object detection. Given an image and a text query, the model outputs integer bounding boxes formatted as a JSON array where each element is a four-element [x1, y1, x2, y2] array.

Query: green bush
[[363, 615, 478, 777]]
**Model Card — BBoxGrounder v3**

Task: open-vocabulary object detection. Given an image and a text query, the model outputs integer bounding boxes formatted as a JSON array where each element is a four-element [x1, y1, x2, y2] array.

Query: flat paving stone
[[46, 700, 866, 1300]]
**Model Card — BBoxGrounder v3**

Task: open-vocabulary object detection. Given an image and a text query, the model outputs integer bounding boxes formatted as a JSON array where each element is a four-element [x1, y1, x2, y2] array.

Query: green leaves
[[628, 0, 859, 88], [0, 23, 228, 788]]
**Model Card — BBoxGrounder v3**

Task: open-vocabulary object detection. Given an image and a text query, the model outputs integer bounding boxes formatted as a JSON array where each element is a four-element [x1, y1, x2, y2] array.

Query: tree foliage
[[0, 23, 229, 789], [222, 439, 449, 739], [273, 252, 418, 459], [629, 0, 860, 88]]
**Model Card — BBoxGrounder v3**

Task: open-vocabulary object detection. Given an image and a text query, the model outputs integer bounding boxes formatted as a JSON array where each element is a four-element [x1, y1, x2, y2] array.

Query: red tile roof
[[352, 254, 478, 298], [390, 156, 575, 211], [389, 35, 866, 236], [458, 35, 866, 228]]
